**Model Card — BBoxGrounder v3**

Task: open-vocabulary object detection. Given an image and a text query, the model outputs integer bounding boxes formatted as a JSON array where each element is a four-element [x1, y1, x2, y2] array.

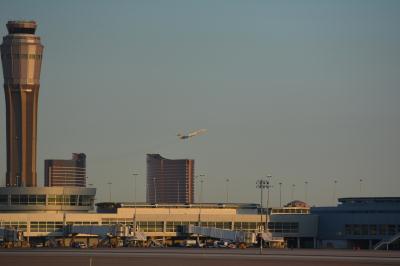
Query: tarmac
[[1, 248, 400, 266]]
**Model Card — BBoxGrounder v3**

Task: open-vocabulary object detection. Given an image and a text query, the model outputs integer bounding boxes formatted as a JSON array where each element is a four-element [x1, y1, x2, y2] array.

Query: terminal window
[[345, 224, 398, 236], [0, 221, 27, 232], [267, 222, 299, 233], [0, 195, 7, 205], [10, 194, 46, 205]]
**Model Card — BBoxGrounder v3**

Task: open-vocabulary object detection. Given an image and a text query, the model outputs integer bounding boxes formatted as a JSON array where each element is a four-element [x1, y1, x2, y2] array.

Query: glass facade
[[0, 221, 27, 232], [1, 193, 94, 207], [10, 194, 46, 205], [166, 221, 197, 232], [101, 218, 133, 225], [345, 224, 400, 236], [47, 195, 92, 206], [30, 221, 63, 233], [1, 53, 42, 60], [267, 222, 299, 233], [271, 208, 309, 214], [138, 221, 164, 232], [0, 194, 8, 205], [201, 221, 231, 230], [234, 222, 259, 232], [101, 219, 164, 232], [66, 221, 98, 225]]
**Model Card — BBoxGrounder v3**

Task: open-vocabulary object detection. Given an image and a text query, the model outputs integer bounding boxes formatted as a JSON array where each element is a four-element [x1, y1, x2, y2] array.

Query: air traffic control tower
[[1, 21, 43, 187], [0, 21, 96, 212]]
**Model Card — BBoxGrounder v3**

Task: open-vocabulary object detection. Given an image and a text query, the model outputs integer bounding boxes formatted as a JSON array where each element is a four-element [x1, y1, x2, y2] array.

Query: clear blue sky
[[0, 0, 399, 206]]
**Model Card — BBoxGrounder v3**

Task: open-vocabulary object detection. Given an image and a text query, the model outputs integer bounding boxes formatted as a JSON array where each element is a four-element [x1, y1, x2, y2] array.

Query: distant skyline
[[0, 0, 399, 206]]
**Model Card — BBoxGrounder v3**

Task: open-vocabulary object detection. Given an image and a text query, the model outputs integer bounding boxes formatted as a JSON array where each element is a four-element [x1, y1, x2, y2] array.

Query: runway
[[1, 248, 400, 266]]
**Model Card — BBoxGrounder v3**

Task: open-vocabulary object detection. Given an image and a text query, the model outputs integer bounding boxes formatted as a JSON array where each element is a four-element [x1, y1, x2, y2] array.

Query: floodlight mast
[[256, 178, 267, 255]]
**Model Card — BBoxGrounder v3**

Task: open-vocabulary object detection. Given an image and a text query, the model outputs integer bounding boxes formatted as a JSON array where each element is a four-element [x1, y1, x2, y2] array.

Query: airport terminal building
[[312, 197, 400, 249], [0, 195, 399, 249]]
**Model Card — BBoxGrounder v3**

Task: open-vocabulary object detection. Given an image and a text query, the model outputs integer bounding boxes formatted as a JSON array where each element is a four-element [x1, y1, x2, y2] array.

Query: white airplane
[[177, 129, 207, 140]]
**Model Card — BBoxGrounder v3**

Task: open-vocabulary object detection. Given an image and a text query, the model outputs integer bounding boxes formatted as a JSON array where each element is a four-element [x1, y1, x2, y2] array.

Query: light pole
[[291, 184, 296, 201], [200, 179, 204, 203], [278, 182, 282, 207], [132, 173, 139, 203], [256, 178, 267, 255], [332, 180, 338, 205], [225, 178, 230, 203], [132, 173, 139, 231], [304, 181, 309, 203], [359, 178, 363, 195], [195, 174, 205, 245], [264, 175, 272, 249], [153, 177, 157, 204], [107, 182, 112, 202], [195, 174, 205, 203], [266, 175, 272, 219]]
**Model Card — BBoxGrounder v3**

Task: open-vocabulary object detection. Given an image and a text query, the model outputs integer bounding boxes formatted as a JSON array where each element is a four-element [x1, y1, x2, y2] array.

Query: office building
[[45, 153, 87, 187], [147, 154, 194, 204], [1, 21, 44, 187]]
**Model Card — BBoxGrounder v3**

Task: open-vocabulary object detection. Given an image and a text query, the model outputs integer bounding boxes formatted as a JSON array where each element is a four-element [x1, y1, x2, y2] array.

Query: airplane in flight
[[177, 129, 207, 140]]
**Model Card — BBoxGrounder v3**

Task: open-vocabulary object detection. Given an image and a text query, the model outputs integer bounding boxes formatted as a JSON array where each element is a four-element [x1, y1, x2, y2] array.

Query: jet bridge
[[183, 225, 258, 244], [65, 225, 126, 237], [64, 224, 147, 241]]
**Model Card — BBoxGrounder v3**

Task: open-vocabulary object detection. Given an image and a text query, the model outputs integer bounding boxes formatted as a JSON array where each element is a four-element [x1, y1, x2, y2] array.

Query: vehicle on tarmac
[[32, 243, 44, 248], [213, 240, 229, 248], [182, 239, 197, 247], [72, 242, 87, 248]]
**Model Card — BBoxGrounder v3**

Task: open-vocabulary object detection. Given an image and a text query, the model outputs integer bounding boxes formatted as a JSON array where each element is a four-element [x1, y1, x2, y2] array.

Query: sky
[[0, 0, 399, 206]]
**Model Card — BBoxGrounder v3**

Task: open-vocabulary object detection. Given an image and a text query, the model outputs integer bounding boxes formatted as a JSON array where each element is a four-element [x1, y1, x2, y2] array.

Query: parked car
[[227, 243, 237, 249], [213, 240, 229, 248], [72, 242, 87, 248], [182, 239, 197, 247], [32, 243, 44, 248]]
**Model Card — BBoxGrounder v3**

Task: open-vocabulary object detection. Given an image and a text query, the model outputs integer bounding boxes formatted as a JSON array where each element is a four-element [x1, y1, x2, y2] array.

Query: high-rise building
[[45, 153, 87, 187], [1, 21, 44, 187], [147, 154, 194, 204]]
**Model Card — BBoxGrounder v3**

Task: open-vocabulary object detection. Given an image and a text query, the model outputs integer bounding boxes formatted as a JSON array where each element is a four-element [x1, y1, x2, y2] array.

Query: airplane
[[177, 129, 207, 140]]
